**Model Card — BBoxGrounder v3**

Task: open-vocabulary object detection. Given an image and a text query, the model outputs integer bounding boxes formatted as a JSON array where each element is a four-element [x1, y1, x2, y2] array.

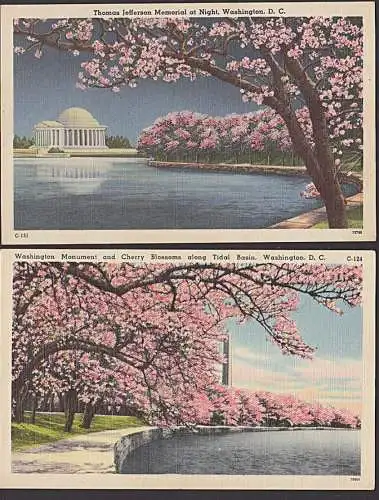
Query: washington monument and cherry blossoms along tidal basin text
[[1, 2, 375, 244]]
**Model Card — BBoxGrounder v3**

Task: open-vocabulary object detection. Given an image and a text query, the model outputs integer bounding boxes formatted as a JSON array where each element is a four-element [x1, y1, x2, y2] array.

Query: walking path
[[270, 192, 363, 229], [12, 426, 151, 474]]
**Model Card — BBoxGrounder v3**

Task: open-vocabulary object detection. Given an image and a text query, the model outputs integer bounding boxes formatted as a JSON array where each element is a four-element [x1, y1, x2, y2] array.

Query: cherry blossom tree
[[14, 16, 363, 227], [137, 109, 300, 165], [208, 388, 359, 428], [13, 261, 362, 428]]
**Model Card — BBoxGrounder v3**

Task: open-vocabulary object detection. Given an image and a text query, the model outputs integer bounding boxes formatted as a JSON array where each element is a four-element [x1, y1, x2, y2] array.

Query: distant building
[[222, 336, 231, 386], [33, 107, 108, 150]]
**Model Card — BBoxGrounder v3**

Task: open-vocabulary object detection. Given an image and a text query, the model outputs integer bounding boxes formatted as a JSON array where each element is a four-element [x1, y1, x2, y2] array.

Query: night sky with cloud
[[14, 41, 259, 144]]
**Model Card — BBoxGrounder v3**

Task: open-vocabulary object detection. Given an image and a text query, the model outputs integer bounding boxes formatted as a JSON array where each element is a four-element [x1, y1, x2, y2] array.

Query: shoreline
[[148, 159, 309, 177], [270, 192, 363, 229], [11, 424, 359, 474], [148, 160, 363, 190]]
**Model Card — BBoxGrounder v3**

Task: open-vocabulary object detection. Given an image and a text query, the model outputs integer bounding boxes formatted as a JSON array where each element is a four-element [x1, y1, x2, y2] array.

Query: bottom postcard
[[0, 249, 375, 489]]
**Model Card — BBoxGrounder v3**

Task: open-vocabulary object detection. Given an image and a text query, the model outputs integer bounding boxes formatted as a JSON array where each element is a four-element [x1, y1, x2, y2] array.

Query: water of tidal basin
[[14, 158, 355, 230], [121, 429, 360, 475]]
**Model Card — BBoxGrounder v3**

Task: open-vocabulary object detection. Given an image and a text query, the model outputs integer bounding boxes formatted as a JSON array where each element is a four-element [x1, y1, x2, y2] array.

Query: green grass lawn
[[313, 205, 363, 229], [12, 412, 145, 451]]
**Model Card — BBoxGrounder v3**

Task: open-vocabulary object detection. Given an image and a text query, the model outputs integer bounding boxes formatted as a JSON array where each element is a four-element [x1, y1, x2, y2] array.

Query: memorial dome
[[57, 107, 100, 128]]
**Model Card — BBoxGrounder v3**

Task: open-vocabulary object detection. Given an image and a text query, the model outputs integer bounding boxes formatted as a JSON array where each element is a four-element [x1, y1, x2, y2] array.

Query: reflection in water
[[35, 161, 112, 195], [14, 158, 357, 231]]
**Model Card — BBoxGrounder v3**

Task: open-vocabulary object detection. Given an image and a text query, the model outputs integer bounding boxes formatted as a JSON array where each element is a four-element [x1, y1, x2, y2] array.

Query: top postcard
[[1, 2, 376, 244]]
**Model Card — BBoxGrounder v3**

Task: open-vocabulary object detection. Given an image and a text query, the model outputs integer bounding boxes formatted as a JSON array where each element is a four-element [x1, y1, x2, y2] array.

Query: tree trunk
[[49, 393, 55, 412], [58, 394, 65, 412], [42, 393, 50, 411], [12, 385, 27, 423], [63, 389, 78, 432], [13, 393, 25, 423], [320, 178, 348, 228], [31, 395, 39, 424], [81, 402, 96, 429], [283, 56, 348, 228], [272, 102, 348, 228]]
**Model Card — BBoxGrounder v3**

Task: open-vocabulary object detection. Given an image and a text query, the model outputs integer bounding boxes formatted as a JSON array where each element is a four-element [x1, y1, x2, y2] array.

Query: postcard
[[0, 2, 376, 244], [0, 249, 375, 489]]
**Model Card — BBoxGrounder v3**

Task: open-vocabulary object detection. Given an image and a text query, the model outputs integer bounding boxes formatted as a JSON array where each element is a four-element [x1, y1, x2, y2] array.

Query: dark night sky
[[14, 45, 260, 144]]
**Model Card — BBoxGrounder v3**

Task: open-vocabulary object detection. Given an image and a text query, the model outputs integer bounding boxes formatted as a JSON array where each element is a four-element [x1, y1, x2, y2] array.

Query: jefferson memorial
[[33, 107, 108, 150]]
